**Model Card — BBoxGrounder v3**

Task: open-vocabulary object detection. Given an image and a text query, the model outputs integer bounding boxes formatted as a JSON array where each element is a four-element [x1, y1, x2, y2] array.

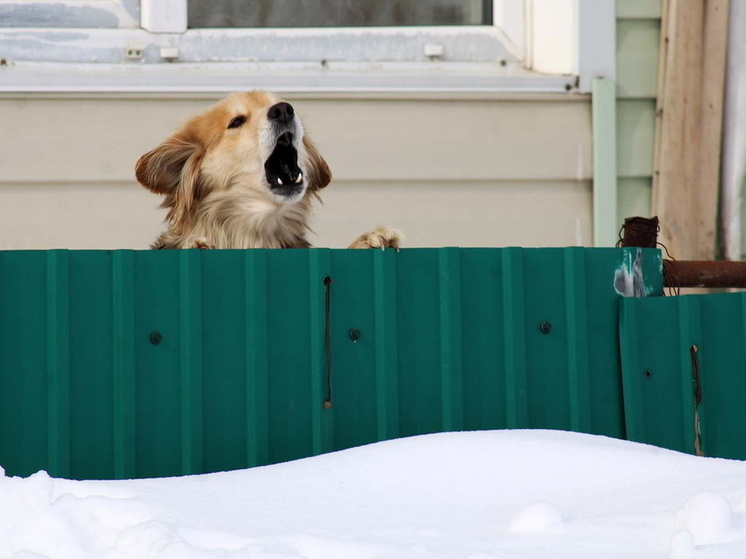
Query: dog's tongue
[[265, 132, 302, 188]]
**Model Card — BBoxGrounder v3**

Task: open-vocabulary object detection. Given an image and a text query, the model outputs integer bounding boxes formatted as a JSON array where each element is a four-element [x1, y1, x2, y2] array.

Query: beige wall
[[0, 93, 592, 250]]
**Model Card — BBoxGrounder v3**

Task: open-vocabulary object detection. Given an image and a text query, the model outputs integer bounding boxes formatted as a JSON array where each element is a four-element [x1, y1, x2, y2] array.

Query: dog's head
[[135, 91, 331, 227]]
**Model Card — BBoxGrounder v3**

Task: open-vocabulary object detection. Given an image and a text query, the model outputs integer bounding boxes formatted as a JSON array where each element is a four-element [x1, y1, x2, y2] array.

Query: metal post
[[620, 215, 746, 288]]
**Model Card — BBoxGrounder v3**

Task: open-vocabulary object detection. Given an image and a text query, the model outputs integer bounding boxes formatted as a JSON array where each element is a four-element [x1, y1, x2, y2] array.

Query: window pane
[[0, 0, 138, 29], [188, 0, 492, 28]]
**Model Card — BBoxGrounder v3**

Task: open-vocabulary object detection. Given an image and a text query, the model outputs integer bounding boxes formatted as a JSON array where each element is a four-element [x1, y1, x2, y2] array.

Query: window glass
[[188, 0, 492, 28], [0, 0, 138, 28]]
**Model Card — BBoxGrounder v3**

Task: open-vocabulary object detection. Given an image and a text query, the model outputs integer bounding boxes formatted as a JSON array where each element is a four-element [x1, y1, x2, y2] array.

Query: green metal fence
[[0, 247, 662, 480], [620, 291, 746, 460]]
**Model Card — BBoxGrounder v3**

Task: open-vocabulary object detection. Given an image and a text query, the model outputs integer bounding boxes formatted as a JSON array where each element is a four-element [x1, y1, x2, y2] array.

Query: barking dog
[[135, 91, 402, 250]]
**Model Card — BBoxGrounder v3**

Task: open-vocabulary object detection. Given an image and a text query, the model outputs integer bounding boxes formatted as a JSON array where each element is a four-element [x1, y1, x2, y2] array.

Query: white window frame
[[524, 0, 615, 92], [141, 0, 184, 33], [0, 0, 614, 94]]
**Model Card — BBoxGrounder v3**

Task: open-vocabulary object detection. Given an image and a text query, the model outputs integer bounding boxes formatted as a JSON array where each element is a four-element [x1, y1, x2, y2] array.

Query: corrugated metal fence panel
[[620, 292, 746, 459], [0, 247, 662, 479]]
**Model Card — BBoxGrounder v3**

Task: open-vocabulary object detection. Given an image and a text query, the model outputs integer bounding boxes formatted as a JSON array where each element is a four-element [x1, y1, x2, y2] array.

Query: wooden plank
[[698, 0, 730, 257], [651, 0, 729, 260]]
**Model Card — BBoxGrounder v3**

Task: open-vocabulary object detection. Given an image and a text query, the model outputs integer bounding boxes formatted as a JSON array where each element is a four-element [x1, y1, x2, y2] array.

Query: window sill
[[0, 61, 577, 95]]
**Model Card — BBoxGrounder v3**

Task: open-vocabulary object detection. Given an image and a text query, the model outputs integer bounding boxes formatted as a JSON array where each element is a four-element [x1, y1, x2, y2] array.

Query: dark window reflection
[[188, 0, 492, 28]]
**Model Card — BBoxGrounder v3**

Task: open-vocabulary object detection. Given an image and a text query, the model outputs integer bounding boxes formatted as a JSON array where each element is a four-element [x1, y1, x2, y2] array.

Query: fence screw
[[349, 328, 362, 342], [150, 331, 163, 345], [644, 368, 653, 378], [539, 321, 552, 334]]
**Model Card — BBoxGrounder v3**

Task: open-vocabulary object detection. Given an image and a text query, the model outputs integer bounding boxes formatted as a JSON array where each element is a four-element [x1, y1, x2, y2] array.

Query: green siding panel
[[617, 19, 660, 99], [0, 248, 662, 479], [620, 292, 746, 459], [618, 177, 652, 220], [617, 0, 662, 19], [617, 99, 656, 178]]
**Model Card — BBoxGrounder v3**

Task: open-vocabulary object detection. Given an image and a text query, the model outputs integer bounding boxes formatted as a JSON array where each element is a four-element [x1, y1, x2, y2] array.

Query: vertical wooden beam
[[701, 0, 732, 258], [720, 0, 746, 261], [652, 0, 729, 260]]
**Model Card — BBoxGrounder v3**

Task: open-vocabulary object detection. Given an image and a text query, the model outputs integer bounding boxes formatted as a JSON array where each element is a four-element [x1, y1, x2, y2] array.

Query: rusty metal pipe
[[619, 216, 746, 289], [663, 260, 746, 288], [621, 216, 659, 248]]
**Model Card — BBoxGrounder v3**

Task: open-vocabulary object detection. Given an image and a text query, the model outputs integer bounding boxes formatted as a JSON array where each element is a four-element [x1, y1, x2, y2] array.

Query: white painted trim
[[576, 0, 615, 92], [526, 0, 576, 76], [0, 61, 576, 94], [493, 0, 526, 59], [525, 0, 615, 92], [141, 0, 187, 33], [0, 91, 585, 101]]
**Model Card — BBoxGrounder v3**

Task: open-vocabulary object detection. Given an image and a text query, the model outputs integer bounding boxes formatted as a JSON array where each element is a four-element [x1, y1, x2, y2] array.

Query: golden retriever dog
[[135, 91, 402, 250]]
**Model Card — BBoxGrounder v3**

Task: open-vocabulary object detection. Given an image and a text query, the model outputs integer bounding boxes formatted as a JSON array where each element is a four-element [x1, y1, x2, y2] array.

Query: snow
[[2, 429, 746, 559], [506, 502, 564, 535]]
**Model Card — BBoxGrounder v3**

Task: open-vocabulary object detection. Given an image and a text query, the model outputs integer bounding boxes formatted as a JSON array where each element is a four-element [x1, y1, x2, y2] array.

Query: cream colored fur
[[135, 91, 402, 250]]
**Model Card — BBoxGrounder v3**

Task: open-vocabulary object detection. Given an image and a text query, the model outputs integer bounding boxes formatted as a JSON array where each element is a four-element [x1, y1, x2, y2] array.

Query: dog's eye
[[227, 115, 247, 129]]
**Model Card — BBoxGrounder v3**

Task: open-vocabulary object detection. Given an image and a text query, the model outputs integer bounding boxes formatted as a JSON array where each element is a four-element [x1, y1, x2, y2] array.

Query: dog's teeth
[[295, 173, 303, 183], [277, 178, 284, 185]]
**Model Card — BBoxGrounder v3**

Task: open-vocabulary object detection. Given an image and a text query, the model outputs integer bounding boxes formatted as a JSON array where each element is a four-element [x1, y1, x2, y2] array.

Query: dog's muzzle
[[264, 103, 304, 199]]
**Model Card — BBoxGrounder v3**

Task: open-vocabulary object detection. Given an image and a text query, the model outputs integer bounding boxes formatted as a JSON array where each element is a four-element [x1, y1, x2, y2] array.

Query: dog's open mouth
[[264, 132, 304, 198]]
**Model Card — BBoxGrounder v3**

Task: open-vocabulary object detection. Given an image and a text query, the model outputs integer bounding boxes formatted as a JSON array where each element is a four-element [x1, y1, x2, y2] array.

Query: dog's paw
[[348, 226, 403, 251], [191, 237, 212, 250]]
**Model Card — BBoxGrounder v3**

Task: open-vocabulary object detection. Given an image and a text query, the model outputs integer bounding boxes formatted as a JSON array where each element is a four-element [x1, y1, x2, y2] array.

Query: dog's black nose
[[268, 102, 295, 124]]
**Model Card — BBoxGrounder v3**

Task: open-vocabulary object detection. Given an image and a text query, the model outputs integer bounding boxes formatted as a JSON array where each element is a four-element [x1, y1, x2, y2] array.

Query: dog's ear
[[135, 134, 200, 194], [303, 135, 332, 190], [135, 133, 204, 226]]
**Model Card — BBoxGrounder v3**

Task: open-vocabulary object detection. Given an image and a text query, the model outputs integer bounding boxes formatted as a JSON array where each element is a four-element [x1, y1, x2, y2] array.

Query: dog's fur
[[136, 91, 401, 250]]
